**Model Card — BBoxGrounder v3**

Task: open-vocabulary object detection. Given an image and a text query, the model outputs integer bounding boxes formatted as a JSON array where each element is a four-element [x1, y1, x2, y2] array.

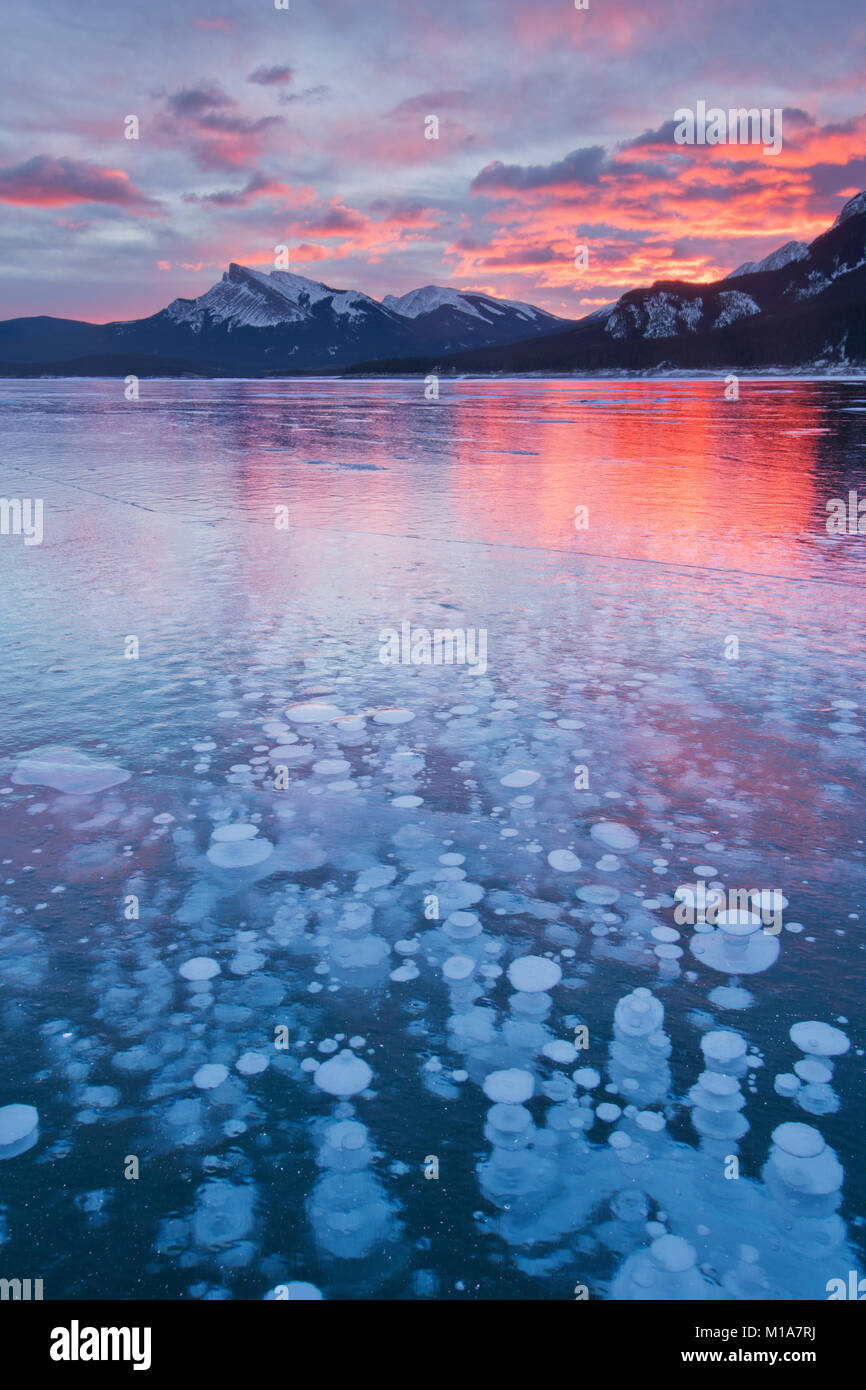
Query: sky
[[1, 0, 865, 323]]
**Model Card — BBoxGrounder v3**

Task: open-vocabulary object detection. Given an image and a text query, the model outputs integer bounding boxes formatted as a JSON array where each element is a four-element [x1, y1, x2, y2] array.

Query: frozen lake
[[0, 376, 864, 1300]]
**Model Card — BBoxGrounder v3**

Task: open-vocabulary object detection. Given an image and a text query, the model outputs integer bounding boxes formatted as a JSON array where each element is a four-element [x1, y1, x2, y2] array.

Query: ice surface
[[3, 378, 863, 1301]]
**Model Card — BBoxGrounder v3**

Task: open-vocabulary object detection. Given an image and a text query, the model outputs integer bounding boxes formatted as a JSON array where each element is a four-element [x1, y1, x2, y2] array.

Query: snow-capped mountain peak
[[383, 285, 487, 320], [164, 263, 382, 331], [382, 284, 562, 325], [833, 191, 866, 227], [727, 241, 810, 279]]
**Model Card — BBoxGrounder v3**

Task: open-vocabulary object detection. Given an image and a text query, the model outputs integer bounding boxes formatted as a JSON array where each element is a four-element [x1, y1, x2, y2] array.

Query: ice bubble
[[286, 702, 343, 724], [0, 1104, 39, 1158], [652, 926, 680, 943], [236, 1052, 268, 1076], [443, 911, 482, 941], [194, 1064, 229, 1090], [596, 854, 621, 872], [192, 1180, 254, 1249], [750, 889, 788, 914], [701, 1030, 747, 1067], [390, 963, 420, 982], [708, 985, 753, 1010], [789, 1021, 850, 1057], [636, 1111, 666, 1133], [794, 1058, 833, 1084], [596, 1103, 622, 1122], [690, 913, 780, 974], [270, 744, 313, 764], [771, 1121, 826, 1158], [482, 1069, 534, 1104], [574, 1068, 601, 1088], [774, 1073, 802, 1097], [577, 884, 620, 906], [614, 987, 663, 1038], [334, 716, 365, 734], [611, 1234, 707, 1300], [280, 1282, 323, 1300], [229, 952, 265, 975], [211, 823, 258, 842], [372, 708, 415, 725], [696, 1070, 739, 1099], [313, 759, 351, 776], [500, 769, 540, 788], [654, 944, 682, 961], [355, 865, 397, 891], [180, 957, 220, 981], [327, 1120, 367, 1153], [714, 909, 763, 934], [590, 821, 639, 851], [486, 1102, 532, 1135], [609, 1132, 633, 1151], [437, 881, 484, 911], [443, 956, 475, 981], [392, 795, 423, 808], [796, 1083, 839, 1116], [651, 1235, 698, 1274], [542, 1041, 578, 1064], [12, 746, 131, 795], [331, 935, 389, 971], [547, 849, 581, 872], [507, 956, 562, 992], [314, 1049, 373, 1097], [207, 837, 273, 869]]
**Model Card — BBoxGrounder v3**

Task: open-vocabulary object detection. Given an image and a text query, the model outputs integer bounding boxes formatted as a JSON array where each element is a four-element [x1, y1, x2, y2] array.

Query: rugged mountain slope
[[349, 191, 866, 374]]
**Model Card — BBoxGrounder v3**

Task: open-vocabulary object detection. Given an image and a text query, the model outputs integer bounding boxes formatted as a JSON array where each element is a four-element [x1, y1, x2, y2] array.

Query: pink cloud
[[0, 156, 158, 211]]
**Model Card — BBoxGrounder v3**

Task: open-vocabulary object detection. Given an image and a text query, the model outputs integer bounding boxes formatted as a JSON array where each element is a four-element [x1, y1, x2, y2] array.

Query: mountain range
[[0, 265, 572, 375], [1, 191, 865, 376]]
